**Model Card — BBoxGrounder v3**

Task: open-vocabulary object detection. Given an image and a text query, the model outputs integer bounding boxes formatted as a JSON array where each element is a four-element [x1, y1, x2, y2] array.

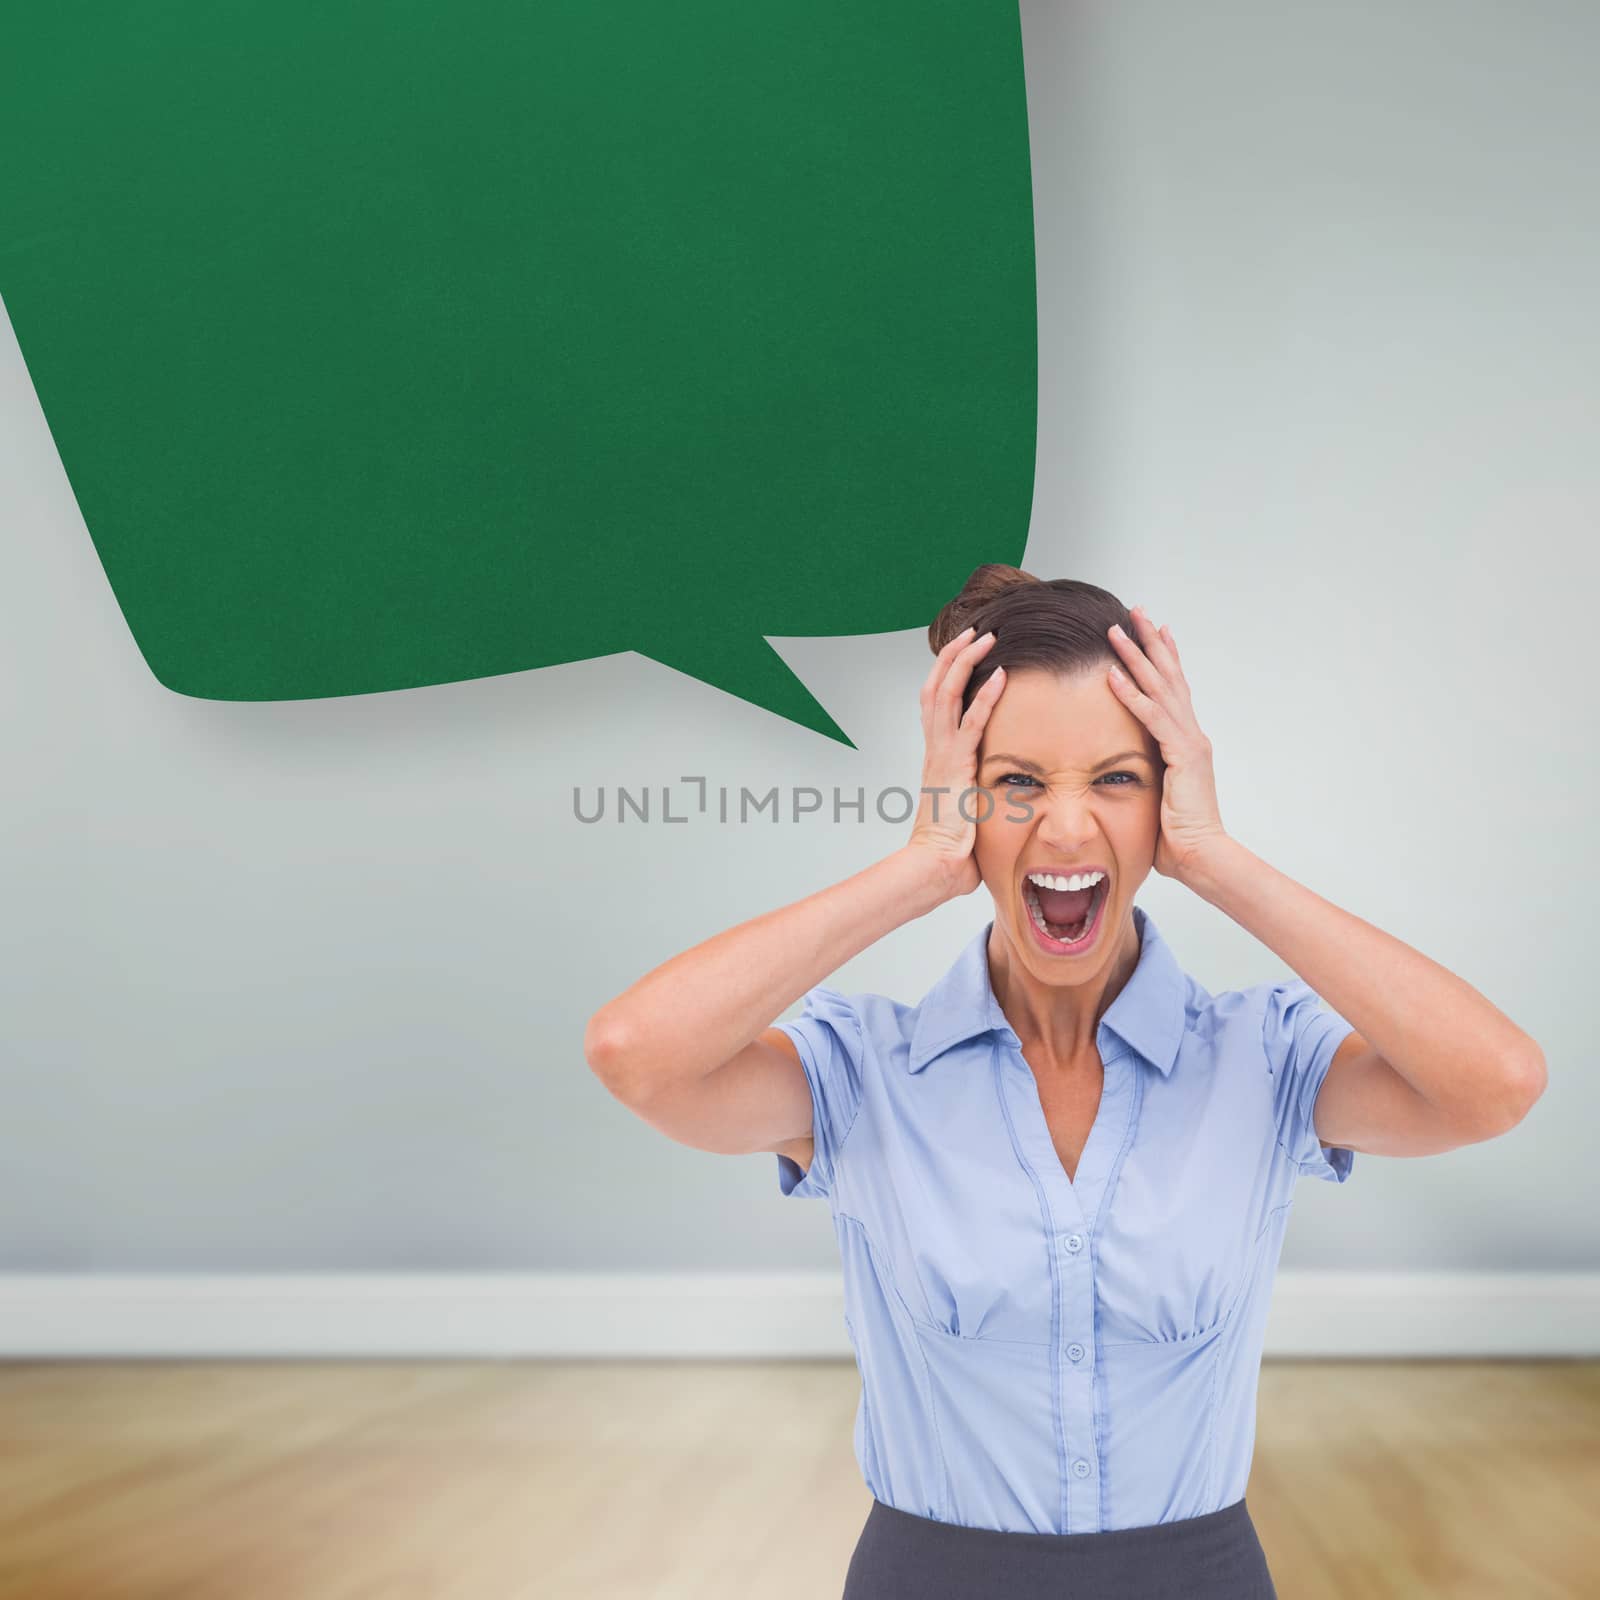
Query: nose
[[1030, 786, 1104, 851]]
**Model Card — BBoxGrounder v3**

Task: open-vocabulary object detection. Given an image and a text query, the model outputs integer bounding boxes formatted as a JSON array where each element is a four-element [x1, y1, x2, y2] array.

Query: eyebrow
[[981, 749, 1152, 773]]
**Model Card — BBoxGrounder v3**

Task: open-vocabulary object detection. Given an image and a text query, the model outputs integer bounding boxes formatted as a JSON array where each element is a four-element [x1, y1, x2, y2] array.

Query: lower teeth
[[1026, 884, 1096, 944]]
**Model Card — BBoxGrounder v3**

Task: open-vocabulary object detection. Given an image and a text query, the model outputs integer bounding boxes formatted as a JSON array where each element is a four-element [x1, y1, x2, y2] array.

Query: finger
[[935, 631, 995, 723], [921, 625, 976, 736], [1130, 607, 1185, 690], [1108, 662, 1193, 749], [921, 625, 975, 707], [959, 663, 1006, 739], [1108, 623, 1164, 696], [1124, 609, 1196, 713], [1155, 622, 1191, 695], [1110, 618, 1190, 717]]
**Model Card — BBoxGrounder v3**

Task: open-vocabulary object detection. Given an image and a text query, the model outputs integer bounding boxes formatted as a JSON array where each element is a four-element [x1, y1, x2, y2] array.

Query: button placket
[[1057, 1221, 1098, 1521], [995, 1035, 1114, 1531]]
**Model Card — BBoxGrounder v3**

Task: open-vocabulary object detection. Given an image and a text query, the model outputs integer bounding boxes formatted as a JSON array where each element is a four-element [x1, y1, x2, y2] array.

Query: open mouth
[[1021, 873, 1110, 955]]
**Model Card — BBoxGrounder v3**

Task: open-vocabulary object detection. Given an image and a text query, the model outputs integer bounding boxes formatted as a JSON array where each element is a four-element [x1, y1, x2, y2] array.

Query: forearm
[[1180, 837, 1545, 1120], [585, 845, 950, 1094]]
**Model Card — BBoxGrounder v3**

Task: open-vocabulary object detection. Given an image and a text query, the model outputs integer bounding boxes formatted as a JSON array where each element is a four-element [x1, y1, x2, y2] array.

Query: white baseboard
[[0, 1272, 1593, 1359]]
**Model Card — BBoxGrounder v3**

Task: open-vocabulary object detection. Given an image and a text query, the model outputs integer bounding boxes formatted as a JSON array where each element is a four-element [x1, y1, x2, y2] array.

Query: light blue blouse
[[774, 904, 1356, 1535]]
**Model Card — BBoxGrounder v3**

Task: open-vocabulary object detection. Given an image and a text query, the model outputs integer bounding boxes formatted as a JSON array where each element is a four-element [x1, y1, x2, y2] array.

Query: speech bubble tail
[[632, 634, 856, 749]]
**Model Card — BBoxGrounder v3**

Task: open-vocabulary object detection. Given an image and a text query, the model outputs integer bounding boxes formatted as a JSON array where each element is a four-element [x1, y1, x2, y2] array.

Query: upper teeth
[[1027, 870, 1106, 892]]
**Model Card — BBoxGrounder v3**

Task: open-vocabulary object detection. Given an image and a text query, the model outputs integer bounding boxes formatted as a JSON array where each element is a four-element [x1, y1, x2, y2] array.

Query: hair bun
[[928, 563, 1043, 654]]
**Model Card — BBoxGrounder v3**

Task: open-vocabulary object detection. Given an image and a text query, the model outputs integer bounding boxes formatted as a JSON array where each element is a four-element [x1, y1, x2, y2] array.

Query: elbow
[[1512, 1044, 1548, 1114], [1492, 1047, 1548, 1133], [584, 1009, 636, 1089]]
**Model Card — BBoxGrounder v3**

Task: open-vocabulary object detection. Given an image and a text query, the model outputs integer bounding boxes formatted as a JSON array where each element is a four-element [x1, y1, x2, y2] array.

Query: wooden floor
[[0, 1358, 1594, 1598]]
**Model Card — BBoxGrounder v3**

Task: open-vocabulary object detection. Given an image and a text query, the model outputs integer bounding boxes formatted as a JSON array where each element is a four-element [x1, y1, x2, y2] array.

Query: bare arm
[[584, 844, 951, 1105], [1102, 607, 1545, 1152], [1183, 837, 1546, 1148], [585, 625, 1008, 1161]]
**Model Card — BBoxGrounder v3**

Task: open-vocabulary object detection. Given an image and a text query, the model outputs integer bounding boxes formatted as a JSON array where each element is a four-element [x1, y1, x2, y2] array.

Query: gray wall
[[2, 0, 1593, 1273]]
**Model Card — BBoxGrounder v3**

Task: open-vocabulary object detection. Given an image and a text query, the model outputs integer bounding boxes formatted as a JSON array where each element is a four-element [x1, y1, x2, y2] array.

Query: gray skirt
[[841, 1495, 1277, 1599]]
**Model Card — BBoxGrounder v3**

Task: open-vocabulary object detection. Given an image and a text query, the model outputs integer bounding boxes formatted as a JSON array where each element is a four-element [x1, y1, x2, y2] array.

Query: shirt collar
[[906, 904, 1188, 1077]]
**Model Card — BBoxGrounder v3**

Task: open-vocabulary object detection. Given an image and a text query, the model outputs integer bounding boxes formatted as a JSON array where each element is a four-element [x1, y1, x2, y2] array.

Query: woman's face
[[973, 666, 1163, 979]]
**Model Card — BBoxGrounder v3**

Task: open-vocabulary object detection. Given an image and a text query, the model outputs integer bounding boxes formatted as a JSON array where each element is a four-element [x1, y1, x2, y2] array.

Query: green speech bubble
[[0, 0, 1035, 745]]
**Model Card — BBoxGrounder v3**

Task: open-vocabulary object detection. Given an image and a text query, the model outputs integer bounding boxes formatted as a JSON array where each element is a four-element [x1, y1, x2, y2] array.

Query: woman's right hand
[[906, 626, 1008, 901]]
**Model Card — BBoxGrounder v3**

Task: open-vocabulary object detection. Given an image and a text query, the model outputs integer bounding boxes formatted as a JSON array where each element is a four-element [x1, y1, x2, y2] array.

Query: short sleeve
[[1260, 977, 1358, 1184], [772, 984, 865, 1201]]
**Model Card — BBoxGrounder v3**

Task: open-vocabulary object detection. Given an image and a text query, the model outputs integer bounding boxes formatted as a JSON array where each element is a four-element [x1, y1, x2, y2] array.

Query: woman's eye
[[998, 771, 1142, 790]]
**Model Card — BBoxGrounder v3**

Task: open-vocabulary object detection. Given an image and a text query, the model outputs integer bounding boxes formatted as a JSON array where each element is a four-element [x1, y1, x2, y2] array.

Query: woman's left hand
[[1106, 607, 1229, 882]]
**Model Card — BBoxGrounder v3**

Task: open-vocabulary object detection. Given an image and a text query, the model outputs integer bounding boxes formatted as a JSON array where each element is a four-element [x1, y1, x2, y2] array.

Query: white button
[[1067, 1343, 1085, 1361], [1072, 1458, 1092, 1478], [1062, 1233, 1083, 1253]]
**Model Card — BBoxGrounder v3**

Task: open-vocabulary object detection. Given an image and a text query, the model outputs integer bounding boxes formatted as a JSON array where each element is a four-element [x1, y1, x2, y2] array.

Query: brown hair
[[928, 563, 1139, 717]]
